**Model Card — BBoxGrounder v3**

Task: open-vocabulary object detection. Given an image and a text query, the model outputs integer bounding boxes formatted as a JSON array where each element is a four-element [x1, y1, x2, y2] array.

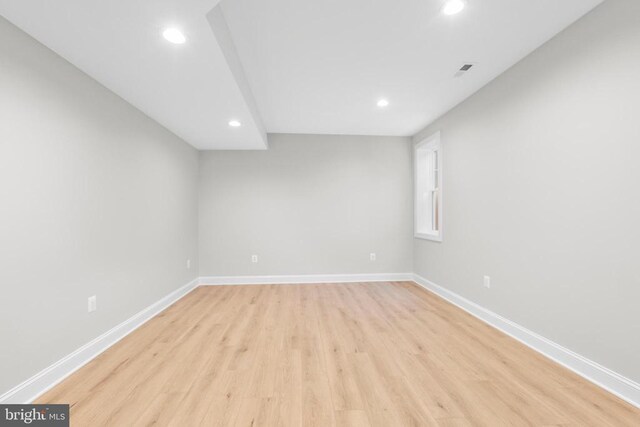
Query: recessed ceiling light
[[377, 99, 389, 108], [442, 0, 466, 16], [228, 120, 242, 127], [163, 28, 186, 44]]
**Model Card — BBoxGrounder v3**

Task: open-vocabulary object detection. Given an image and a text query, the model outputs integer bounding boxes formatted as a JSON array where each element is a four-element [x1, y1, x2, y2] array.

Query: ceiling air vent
[[454, 63, 475, 78]]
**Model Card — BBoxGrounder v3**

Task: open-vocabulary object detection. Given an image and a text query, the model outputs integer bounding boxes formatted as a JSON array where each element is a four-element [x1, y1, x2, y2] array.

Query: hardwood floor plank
[[334, 410, 371, 427], [36, 282, 640, 426]]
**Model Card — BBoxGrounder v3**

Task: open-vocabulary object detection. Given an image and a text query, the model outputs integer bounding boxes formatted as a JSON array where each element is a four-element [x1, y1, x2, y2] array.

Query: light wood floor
[[38, 282, 640, 426]]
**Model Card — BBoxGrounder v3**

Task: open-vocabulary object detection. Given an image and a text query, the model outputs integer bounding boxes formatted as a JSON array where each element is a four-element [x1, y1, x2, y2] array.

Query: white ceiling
[[0, 0, 267, 150], [221, 0, 604, 136], [0, 0, 604, 148]]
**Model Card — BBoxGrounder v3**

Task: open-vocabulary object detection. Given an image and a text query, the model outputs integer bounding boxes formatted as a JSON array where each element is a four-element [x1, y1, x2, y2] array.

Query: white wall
[[0, 16, 199, 395], [199, 134, 413, 276], [413, 0, 640, 383]]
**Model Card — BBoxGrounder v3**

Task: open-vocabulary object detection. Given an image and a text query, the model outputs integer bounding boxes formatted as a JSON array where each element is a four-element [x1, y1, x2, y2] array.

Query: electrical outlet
[[186, 259, 191, 269], [251, 255, 258, 263], [483, 276, 491, 289], [370, 253, 377, 261], [88, 295, 97, 313]]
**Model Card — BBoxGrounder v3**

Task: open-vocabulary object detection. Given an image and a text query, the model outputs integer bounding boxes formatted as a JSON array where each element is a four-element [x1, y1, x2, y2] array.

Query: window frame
[[414, 131, 443, 242]]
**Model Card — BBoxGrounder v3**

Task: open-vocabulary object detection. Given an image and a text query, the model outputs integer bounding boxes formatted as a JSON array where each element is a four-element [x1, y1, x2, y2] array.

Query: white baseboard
[[199, 273, 414, 285], [411, 274, 640, 409], [5, 273, 637, 410], [0, 278, 199, 404]]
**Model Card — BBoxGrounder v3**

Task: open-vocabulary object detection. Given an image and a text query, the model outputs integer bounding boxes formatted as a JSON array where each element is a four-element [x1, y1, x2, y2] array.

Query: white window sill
[[414, 232, 442, 242]]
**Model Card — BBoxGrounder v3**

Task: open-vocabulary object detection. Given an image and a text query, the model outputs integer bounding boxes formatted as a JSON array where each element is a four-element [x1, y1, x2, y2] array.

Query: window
[[415, 132, 442, 241]]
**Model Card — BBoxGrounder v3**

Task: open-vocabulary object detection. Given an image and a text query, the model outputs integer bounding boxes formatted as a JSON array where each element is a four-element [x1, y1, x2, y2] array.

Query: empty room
[[1, 0, 639, 425]]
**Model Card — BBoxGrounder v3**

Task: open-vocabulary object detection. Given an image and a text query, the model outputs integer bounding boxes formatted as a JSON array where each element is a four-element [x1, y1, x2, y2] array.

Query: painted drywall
[[412, 0, 640, 383], [0, 16, 199, 396], [199, 134, 413, 276]]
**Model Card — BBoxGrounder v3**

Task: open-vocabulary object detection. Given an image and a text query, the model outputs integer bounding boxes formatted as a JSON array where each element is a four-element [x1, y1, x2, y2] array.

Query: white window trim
[[414, 131, 443, 242]]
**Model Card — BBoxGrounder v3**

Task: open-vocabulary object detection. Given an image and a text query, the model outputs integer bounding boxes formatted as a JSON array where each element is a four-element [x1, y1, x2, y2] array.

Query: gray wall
[[0, 17, 199, 395], [199, 134, 413, 276], [413, 0, 640, 383]]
